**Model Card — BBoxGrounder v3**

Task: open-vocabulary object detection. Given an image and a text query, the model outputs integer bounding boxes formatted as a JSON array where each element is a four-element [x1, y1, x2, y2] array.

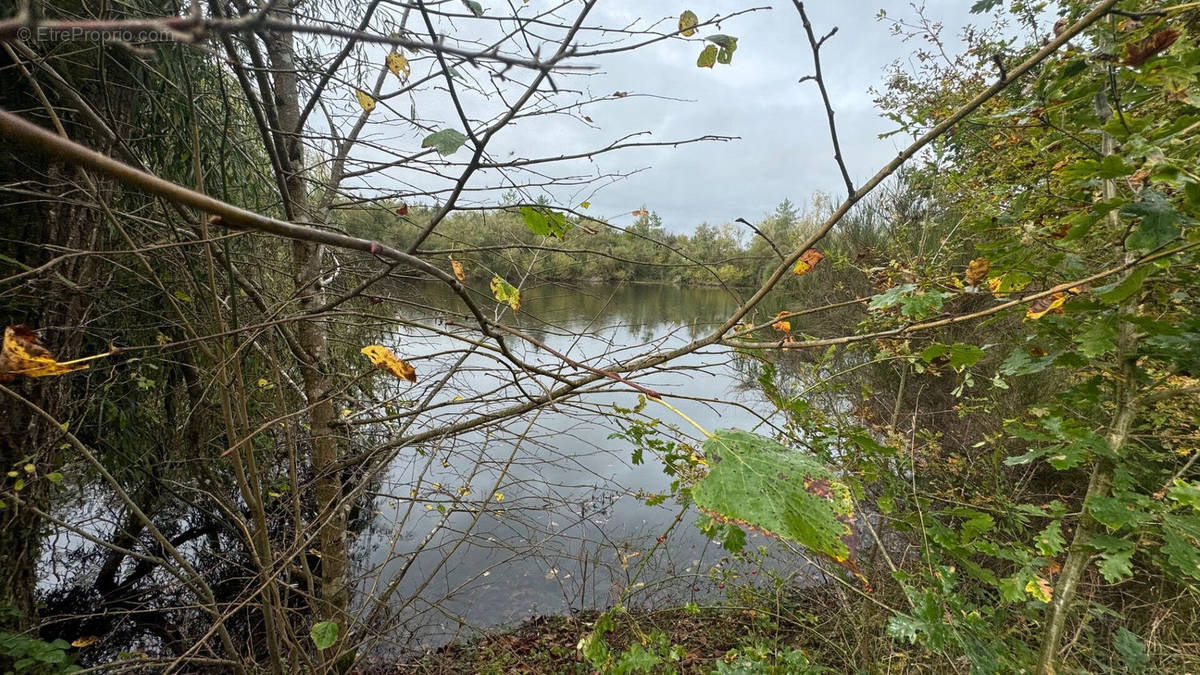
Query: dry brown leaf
[[71, 636, 100, 648], [793, 249, 825, 276], [771, 311, 791, 334], [1026, 292, 1068, 320], [361, 345, 416, 382], [964, 258, 990, 287], [1124, 29, 1180, 67]]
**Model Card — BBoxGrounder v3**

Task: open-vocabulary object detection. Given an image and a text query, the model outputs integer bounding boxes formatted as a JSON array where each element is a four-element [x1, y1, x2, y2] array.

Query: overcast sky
[[337, 2, 987, 233], [492, 2, 981, 231]]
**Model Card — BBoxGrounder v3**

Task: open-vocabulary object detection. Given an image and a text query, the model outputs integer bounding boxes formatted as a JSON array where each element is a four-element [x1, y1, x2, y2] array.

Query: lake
[[351, 280, 825, 653]]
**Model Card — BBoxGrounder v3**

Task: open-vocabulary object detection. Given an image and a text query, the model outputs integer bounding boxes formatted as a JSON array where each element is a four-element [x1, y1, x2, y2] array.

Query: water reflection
[[352, 281, 819, 652]]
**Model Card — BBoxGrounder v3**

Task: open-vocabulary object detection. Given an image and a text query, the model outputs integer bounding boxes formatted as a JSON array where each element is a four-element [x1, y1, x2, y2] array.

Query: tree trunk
[[1036, 95, 1140, 675], [263, 3, 350, 655]]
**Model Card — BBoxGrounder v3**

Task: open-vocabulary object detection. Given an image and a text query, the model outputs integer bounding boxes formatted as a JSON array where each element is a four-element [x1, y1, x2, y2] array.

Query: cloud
[[333, 3, 979, 232]]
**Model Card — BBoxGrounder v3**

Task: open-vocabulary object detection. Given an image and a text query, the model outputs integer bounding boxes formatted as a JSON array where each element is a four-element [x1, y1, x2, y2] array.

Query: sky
[[335, 2, 986, 233], [484, 2, 981, 231]]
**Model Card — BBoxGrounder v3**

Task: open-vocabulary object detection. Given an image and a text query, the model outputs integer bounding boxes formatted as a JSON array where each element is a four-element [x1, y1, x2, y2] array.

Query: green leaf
[[999, 349, 1051, 376], [1167, 479, 1200, 511], [1087, 494, 1147, 530], [1094, 265, 1152, 304], [957, 510, 994, 543], [696, 44, 717, 68], [946, 344, 986, 369], [706, 35, 738, 65], [920, 344, 948, 362], [1059, 155, 1132, 182], [1036, 521, 1066, 556], [1114, 627, 1149, 673], [1161, 529, 1200, 581], [1090, 534, 1135, 582], [422, 129, 469, 156], [868, 283, 916, 311], [519, 206, 572, 239], [1076, 320, 1117, 358], [678, 10, 698, 37], [461, 0, 483, 17], [899, 290, 950, 319], [721, 523, 747, 553], [310, 621, 339, 650], [706, 34, 738, 51], [970, 0, 1002, 12], [691, 429, 857, 563], [1123, 190, 1180, 252]]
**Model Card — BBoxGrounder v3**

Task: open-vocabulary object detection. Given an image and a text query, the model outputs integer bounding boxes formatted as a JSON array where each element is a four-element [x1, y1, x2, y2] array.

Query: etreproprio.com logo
[[16, 26, 175, 43]]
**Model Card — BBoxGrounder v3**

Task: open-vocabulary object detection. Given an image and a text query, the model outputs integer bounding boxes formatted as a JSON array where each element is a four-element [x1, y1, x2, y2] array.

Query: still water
[[352, 281, 819, 651]]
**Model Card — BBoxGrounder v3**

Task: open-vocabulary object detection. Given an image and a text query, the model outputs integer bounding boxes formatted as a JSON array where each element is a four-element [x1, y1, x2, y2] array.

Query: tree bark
[[263, 2, 350, 657]]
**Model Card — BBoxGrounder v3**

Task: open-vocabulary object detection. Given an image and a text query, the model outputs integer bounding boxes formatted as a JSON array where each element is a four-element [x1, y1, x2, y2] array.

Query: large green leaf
[[691, 429, 857, 563]]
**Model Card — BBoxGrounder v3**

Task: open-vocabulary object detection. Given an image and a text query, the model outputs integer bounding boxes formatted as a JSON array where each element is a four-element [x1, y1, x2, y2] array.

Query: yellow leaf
[[490, 276, 521, 311], [360, 345, 417, 382], [580, 201, 590, 209], [771, 311, 791, 334], [493, 492, 504, 502], [355, 89, 376, 113], [385, 51, 410, 80], [793, 249, 825, 276], [71, 636, 100, 648], [1026, 575, 1053, 602], [450, 257, 466, 282], [0, 325, 93, 382], [1025, 292, 1068, 320], [678, 10, 698, 37]]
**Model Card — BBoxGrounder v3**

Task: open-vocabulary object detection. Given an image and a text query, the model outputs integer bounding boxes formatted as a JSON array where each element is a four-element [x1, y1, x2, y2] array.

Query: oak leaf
[[361, 345, 416, 382], [1026, 575, 1053, 602]]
